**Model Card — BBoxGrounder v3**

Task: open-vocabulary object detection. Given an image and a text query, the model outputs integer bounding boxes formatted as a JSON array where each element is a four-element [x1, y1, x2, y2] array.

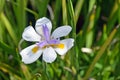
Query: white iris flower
[[20, 17, 74, 64]]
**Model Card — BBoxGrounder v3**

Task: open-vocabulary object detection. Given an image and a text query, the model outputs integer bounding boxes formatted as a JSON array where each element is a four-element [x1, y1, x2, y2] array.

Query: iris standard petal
[[20, 44, 42, 64], [35, 17, 52, 37], [54, 38, 74, 55], [43, 47, 57, 63], [51, 26, 72, 39], [22, 26, 41, 42]]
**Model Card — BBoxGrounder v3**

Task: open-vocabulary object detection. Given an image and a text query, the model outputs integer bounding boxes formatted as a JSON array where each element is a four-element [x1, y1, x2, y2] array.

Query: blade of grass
[[86, 5, 101, 47], [118, 0, 120, 23], [30, 73, 41, 80], [83, 25, 120, 80], [0, 41, 15, 53], [86, 8, 96, 47], [0, 71, 9, 80], [0, 12, 18, 45], [35, 0, 49, 18], [0, 20, 4, 41], [16, 0, 27, 35], [67, 0, 76, 37], [88, 0, 96, 12], [67, 0, 78, 77], [10, 1, 38, 22], [0, 0, 5, 13], [62, 0, 68, 25], [74, 0, 84, 24], [9, 73, 22, 80], [25, 8, 39, 20], [114, 43, 120, 79], [9, 0, 27, 41], [107, 0, 118, 34], [0, 62, 20, 77], [20, 63, 31, 80], [53, 0, 62, 29], [77, 13, 91, 49]]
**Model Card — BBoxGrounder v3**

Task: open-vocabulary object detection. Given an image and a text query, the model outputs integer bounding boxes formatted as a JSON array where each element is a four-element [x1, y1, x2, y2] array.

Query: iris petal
[[43, 47, 57, 63], [54, 38, 74, 55], [35, 17, 52, 37], [20, 44, 42, 64], [22, 26, 41, 42], [51, 26, 72, 39]]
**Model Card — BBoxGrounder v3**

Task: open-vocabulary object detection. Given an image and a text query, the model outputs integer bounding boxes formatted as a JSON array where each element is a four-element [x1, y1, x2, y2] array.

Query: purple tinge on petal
[[37, 41, 48, 48], [43, 24, 50, 41], [48, 39, 60, 44]]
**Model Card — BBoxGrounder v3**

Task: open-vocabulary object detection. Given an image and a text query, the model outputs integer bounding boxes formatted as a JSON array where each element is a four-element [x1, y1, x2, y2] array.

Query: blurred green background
[[0, 0, 120, 80]]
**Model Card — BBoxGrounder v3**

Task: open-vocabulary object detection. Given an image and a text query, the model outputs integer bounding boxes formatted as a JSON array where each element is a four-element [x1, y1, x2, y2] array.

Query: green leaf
[[88, 0, 96, 12], [0, 62, 20, 77], [74, 0, 84, 24], [0, 41, 15, 53], [83, 25, 120, 80], [20, 63, 31, 80], [62, 0, 68, 25], [53, 0, 62, 29], [0, 0, 5, 13], [0, 12, 18, 45], [35, 0, 49, 18], [86, 12, 95, 47]]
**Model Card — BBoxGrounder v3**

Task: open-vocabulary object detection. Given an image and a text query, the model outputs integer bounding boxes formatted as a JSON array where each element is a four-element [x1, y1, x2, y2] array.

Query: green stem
[[42, 61, 50, 80], [83, 25, 120, 80], [67, 0, 78, 77]]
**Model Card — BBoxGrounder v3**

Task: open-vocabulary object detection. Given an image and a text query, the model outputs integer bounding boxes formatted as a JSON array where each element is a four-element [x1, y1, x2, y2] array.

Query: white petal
[[51, 26, 72, 39], [35, 17, 52, 36], [54, 38, 74, 55], [20, 44, 42, 64], [22, 26, 41, 42], [43, 47, 57, 63]]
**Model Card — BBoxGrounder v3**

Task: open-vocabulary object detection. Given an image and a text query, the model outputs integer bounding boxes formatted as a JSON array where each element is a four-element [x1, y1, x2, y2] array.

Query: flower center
[[37, 39, 64, 49], [32, 25, 64, 53]]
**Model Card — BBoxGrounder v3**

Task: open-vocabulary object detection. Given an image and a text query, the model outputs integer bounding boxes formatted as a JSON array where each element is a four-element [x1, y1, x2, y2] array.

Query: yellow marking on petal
[[57, 43, 64, 49], [45, 44, 64, 49], [32, 46, 39, 53]]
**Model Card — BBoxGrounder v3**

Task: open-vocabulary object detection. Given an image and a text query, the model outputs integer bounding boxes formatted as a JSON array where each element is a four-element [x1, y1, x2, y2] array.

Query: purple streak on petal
[[48, 39, 60, 44], [37, 41, 48, 48], [43, 24, 50, 41]]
